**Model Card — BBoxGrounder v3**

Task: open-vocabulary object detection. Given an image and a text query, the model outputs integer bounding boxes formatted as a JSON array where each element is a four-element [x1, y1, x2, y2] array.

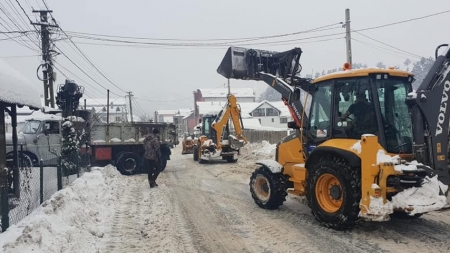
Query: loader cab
[[201, 114, 217, 140], [307, 68, 414, 154]]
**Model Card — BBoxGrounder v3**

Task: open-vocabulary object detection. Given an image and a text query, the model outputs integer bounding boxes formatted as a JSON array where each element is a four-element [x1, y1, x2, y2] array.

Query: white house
[[83, 98, 129, 123], [249, 100, 293, 128], [195, 100, 293, 130]]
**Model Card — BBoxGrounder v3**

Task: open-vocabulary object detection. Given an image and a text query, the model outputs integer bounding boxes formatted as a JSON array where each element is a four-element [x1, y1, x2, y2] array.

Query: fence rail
[[243, 129, 291, 144]]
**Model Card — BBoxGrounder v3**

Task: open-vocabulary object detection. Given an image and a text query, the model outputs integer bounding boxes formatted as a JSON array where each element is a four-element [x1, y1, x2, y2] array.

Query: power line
[[65, 22, 343, 42], [353, 9, 450, 32], [51, 47, 123, 97], [41, 1, 127, 94], [351, 30, 422, 58], [352, 37, 420, 60]]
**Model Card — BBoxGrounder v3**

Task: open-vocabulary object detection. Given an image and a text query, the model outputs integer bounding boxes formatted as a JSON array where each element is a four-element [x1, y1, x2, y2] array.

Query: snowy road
[[1, 142, 450, 252]]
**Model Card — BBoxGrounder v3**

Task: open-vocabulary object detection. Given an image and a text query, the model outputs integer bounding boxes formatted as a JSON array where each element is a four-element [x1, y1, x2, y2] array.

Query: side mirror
[[293, 88, 301, 100], [287, 121, 300, 129]]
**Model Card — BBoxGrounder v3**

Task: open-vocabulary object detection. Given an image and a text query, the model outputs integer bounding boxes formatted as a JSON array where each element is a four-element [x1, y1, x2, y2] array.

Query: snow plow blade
[[216, 46, 303, 81]]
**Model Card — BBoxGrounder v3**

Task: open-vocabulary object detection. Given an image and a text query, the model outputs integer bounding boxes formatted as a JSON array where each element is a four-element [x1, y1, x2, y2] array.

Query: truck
[[5, 108, 176, 175], [217, 44, 450, 230]]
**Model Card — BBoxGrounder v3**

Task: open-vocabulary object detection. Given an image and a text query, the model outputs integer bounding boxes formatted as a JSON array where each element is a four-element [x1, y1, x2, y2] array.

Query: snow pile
[[110, 138, 121, 143], [0, 165, 123, 252], [92, 140, 105, 144], [124, 138, 136, 143], [240, 140, 276, 159], [391, 175, 448, 215], [377, 150, 400, 164]]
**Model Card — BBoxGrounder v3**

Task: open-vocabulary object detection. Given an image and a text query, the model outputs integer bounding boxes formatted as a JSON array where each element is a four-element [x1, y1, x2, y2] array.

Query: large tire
[[249, 166, 288, 210], [226, 156, 237, 163], [193, 146, 199, 161], [116, 152, 141, 175], [306, 155, 361, 230]]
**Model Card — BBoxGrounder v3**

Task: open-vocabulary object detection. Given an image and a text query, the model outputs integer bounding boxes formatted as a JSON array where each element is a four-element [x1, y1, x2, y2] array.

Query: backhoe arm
[[211, 94, 247, 149], [217, 46, 312, 128], [407, 44, 450, 185]]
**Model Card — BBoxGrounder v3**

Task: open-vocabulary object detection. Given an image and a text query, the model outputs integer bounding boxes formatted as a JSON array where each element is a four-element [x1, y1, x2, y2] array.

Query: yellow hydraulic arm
[[211, 94, 248, 150]]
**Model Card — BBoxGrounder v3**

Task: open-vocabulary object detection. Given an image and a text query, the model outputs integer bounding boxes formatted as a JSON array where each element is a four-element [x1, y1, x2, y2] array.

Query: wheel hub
[[329, 184, 342, 200], [254, 175, 271, 203], [315, 173, 343, 213]]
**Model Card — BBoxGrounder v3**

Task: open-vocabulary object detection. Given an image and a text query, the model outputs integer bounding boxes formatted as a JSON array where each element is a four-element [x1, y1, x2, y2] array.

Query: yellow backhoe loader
[[217, 45, 450, 230], [193, 94, 248, 163]]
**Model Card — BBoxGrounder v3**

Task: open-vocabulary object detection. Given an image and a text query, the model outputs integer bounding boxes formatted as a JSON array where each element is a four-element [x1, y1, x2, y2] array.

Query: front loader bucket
[[217, 46, 303, 81]]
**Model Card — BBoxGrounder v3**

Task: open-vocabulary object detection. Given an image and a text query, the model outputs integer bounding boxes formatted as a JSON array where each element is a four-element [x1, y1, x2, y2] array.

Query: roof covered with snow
[[0, 59, 41, 109], [196, 100, 291, 118], [199, 88, 255, 98]]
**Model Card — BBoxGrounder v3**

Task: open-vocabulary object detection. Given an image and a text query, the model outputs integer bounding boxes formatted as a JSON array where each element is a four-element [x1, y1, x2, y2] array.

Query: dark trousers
[[147, 159, 161, 183]]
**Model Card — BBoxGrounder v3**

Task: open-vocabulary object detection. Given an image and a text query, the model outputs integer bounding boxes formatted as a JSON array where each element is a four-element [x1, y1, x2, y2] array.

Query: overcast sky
[[1, 0, 450, 117]]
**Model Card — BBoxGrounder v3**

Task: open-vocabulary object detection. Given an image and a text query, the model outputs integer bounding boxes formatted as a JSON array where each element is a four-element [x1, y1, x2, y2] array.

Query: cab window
[[309, 83, 332, 138], [44, 121, 60, 134]]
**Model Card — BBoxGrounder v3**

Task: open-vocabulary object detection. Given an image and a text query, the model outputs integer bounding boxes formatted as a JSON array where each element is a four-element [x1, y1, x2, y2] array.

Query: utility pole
[[227, 79, 231, 95], [106, 89, 110, 142], [32, 10, 58, 108], [127, 91, 134, 123], [345, 8, 353, 66], [154, 111, 158, 123]]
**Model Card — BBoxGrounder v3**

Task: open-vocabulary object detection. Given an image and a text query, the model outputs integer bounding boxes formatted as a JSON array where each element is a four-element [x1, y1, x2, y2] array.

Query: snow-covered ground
[[1, 141, 450, 253]]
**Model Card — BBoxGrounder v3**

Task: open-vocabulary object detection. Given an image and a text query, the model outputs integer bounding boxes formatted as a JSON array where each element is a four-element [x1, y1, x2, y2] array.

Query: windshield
[[375, 77, 413, 154], [21, 120, 42, 134]]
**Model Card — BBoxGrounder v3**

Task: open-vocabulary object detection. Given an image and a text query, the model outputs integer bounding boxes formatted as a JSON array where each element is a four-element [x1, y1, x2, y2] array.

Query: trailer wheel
[[249, 166, 288, 209], [306, 155, 361, 230], [116, 152, 141, 175], [193, 146, 199, 161]]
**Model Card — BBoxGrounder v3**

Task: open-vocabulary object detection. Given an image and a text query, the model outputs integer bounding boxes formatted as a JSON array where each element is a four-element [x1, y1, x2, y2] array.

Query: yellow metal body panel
[[312, 68, 413, 84]]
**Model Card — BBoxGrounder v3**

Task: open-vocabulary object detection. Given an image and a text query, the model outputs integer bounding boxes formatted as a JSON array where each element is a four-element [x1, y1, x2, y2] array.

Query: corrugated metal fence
[[243, 129, 290, 144]]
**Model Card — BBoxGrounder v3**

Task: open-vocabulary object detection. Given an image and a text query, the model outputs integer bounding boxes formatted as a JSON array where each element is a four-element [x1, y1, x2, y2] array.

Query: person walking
[[143, 128, 162, 188]]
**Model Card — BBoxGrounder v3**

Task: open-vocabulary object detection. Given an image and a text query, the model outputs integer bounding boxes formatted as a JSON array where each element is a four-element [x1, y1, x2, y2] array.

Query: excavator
[[181, 124, 202, 154], [217, 44, 450, 230], [193, 93, 248, 163]]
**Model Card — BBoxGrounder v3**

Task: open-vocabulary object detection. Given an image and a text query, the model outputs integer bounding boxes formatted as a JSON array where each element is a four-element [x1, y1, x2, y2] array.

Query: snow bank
[[240, 140, 276, 160], [110, 138, 121, 143], [0, 166, 123, 253]]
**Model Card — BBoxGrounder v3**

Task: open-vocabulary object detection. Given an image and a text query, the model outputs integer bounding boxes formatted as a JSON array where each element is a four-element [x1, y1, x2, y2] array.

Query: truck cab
[[6, 115, 63, 166]]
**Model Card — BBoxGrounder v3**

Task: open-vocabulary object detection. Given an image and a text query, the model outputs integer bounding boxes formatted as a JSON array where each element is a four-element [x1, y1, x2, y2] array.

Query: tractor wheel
[[249, 166, 288, 210], [226, 156, 237, 163], [306, 155, 361, 230], [193, 146, 199, 161], [116, 152, 141, 175]]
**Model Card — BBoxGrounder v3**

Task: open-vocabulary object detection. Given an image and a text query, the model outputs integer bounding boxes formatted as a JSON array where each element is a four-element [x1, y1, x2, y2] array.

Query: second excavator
[[193, 93, 248, 163]]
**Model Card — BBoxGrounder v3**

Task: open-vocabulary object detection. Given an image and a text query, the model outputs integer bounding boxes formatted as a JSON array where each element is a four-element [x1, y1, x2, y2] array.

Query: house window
[[271, 118, 274, 122], [115, 117, 122, 122], [280, 118, 288, 123], [253, 108, 265, 117], [266, 108, 278, 116]]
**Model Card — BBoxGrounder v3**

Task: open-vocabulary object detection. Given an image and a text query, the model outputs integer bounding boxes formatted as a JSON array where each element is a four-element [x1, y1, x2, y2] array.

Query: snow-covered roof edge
[[0, 59, 41, 109]]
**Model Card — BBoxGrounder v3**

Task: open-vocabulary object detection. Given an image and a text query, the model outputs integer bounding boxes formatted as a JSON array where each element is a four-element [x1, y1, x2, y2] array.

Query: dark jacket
[[143, 133, 161, 161]]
